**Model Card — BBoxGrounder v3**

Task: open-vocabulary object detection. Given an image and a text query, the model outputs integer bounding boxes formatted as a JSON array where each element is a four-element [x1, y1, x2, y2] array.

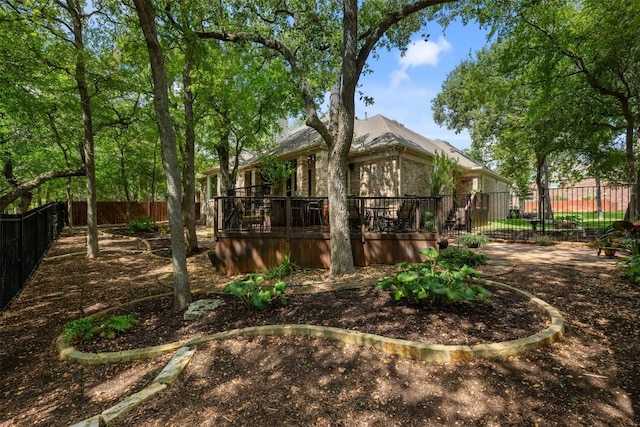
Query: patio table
[[368, 206, 393, 232]]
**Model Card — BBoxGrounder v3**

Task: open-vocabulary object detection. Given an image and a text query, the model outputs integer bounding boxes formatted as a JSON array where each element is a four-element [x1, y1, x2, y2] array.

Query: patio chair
[[223, 199, 243, 229], [348, 198, 362, 231], [306, 199, 325, 227], [242, 206, 265, 231], [391, 200, 415, 231]]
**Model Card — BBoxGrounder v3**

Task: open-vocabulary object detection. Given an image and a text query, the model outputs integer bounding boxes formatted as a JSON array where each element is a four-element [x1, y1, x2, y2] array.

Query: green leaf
[[397, 271, 418, 283], [274, 281, 288, 292], [419, 247, 439, 259], [377, 276, 395, 289]]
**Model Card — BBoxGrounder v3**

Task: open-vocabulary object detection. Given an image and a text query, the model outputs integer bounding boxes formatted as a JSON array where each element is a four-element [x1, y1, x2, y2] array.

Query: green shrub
[[62, 313, 140, 345], [554, 214, 582, 224], [377, 247, 492, 306], [456, 233, 489, 248], [223, 274, 288, 310], [438, 248, 487, 269], [262, 254, 297, 280], [535, 235, 554, 246], [127, 215, 159, 233]]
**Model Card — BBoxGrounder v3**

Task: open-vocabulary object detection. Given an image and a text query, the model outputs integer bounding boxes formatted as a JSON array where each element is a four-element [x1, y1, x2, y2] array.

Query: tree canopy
[[435, 0, 640, 214]]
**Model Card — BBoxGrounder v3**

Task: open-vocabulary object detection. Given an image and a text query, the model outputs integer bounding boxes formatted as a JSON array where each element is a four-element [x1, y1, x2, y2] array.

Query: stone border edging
[[58, 279, 564, 364], [69, 346, 196, 427]]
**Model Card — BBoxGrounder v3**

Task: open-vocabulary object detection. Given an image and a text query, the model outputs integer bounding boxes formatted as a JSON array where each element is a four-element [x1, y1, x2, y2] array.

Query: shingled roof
[[207, 114, 497, 178], [272, 114, 489, 171]]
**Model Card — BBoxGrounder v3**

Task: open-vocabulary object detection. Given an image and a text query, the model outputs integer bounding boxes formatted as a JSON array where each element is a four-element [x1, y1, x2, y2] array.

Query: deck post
[[359, 198, 365, 243], [285, 197, 291, 242], [213, 198, 219, 240], [435, 196, 442, 242]]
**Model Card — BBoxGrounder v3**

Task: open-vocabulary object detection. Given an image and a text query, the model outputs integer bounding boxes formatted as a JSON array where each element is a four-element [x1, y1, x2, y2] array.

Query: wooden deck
[[209, 196, 442, 274], [210, 229, 438, 274]]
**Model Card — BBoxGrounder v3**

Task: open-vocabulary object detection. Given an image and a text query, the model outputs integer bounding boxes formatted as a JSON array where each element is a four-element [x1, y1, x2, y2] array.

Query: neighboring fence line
[[441, 184, 632, 243], [1, 202, 66, 313], [70, 201, 201, 226]]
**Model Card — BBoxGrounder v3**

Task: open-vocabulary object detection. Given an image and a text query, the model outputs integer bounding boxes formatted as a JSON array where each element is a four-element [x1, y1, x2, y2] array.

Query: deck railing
[[212, 195, 443, 236]]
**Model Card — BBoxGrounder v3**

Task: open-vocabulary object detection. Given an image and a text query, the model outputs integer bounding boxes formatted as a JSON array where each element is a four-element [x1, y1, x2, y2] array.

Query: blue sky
[[355, 19, 490, 151]]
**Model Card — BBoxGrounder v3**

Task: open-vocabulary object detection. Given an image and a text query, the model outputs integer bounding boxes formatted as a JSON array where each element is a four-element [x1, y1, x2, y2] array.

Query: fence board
[[71, 201, 200, 225]]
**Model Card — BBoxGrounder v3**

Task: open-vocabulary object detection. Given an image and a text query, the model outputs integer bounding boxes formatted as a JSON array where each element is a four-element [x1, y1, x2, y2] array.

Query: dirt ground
[[1, 228, 639, 426]]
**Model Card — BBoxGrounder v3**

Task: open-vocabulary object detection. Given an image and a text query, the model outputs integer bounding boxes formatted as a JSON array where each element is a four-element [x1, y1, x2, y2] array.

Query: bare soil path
[[0, 229, 638, 426]]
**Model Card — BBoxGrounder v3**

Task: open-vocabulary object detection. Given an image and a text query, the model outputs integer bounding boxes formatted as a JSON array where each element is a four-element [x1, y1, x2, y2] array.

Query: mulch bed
[[75, 286, 548, 354], [1, 229, 639, 426]]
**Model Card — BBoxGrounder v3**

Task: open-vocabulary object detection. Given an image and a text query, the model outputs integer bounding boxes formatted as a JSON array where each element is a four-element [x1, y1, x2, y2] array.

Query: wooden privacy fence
[[71, 201, 200, 225]]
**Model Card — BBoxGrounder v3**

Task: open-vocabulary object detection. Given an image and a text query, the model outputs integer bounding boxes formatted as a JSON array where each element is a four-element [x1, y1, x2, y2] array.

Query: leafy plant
[[588, 220, 633, 256], [554, 214, 582, 224], [377, 247, 492, 306], [422, 211, 436, 232], [262, 253, 297, 280], [257, 154, 294, 184], [618, 254, 640, 282], [430, 151, 462, 196], [618, 255, 640, 283], [62, 314, 140, 345], [223, 274, 288, 310], [457, 233, 489, 248], [438, 247, 487, 269], [535, 235, 554, 246], [127, 215, 159, 233]]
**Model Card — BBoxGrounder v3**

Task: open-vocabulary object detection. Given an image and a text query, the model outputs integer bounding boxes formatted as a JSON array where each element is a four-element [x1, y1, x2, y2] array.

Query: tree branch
[[0, 167, 86, 213], [196, 29, 329, 144], [356, 0, 458, 71]]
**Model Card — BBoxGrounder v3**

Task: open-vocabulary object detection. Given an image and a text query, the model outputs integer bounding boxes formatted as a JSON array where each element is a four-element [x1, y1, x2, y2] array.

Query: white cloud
[[390, 37, 452, 88]]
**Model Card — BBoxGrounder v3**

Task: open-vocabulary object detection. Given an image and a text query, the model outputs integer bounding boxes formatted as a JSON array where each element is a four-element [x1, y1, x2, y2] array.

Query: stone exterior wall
[[400, 157, 430, 196], [314, 151, 329, 196], [457, 177, 474, 194], [298, 155, 310, 196], [357, 156, 399, 197], [348, 162, 360, 196]]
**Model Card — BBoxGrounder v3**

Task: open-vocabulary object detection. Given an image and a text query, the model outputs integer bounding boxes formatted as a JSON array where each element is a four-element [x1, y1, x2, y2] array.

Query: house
[[200, 115, 513, 273], [201, 114, 511, 224]]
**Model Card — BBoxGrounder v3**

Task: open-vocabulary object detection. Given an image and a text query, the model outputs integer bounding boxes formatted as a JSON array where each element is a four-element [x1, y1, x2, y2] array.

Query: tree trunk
[[325, 0, 358, 275], [150, 137, 158, 209], [17, 192, 32, 214], [66, 0, 99, 258], [327, 145, 354, 274], [595, 174, 603, 221], [625, 118, 639, 219], [66, 176, 74, 233], [216, 131, 235, 195], [536, 154, 553, 223], [119, 145, 132, 218], [134, 0, 191, 310], [182, 44, 198, 252]]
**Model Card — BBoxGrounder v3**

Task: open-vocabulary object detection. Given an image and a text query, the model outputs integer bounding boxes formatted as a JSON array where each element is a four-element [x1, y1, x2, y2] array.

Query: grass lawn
[[480, 211, 626, 232]]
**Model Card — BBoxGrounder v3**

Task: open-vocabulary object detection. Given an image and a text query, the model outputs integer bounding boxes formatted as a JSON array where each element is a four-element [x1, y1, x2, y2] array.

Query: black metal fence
[[1, 202, 66, 313], [442, 184, 632, 243], [210, 184, 631, 245]]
